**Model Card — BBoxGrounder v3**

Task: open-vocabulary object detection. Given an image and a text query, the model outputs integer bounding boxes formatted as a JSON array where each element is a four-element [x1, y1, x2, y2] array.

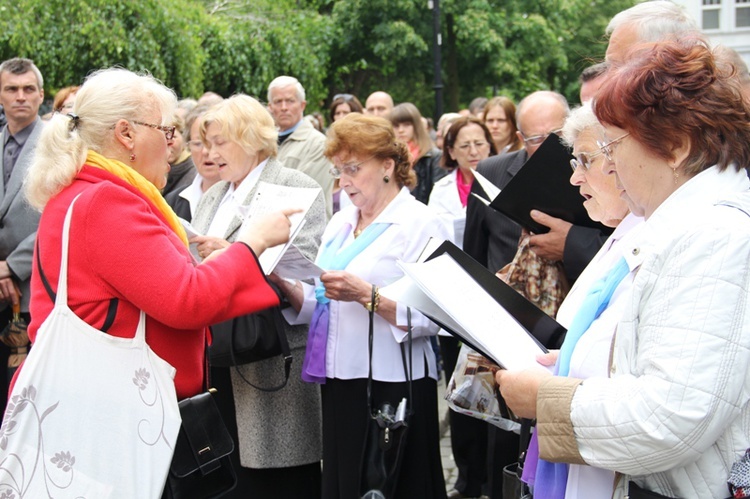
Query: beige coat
[[277, 119, 333, 219]]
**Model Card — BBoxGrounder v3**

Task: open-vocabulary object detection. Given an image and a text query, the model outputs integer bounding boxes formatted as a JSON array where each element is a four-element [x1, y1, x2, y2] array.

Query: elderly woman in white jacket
[[496, 39, 750, 499], [428, 116, 497, 248]]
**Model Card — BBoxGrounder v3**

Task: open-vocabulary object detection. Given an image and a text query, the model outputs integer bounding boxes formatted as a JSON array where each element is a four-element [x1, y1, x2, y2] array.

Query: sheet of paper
[[470, 192, 491, 206], [471, 169, 501, 202], [416, 237, 447, 263], [235, 181, 321, 274], [272, 244, 323, 280], [453, 217, 466, 248], [180, 218, 203, 261], [394, 255, 548, 372]]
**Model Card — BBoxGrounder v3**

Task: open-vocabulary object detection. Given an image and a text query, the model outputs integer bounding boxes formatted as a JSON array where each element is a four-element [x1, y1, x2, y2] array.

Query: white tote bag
[[0, 195, 182, 498]]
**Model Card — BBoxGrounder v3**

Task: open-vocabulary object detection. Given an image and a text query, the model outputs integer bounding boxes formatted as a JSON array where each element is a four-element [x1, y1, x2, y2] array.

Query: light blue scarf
[[301, 221, 390, 383]]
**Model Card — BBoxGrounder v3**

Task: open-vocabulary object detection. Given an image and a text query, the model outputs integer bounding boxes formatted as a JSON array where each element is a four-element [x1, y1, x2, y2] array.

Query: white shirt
[[178, 174, 206, 219], [286, 187, 450, 381], [427, 169, 465, 248], [554, 213, 645, 499], [206, 159, 268, 238]]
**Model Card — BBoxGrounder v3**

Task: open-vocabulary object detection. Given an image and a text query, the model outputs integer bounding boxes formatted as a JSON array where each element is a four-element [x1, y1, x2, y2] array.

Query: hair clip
[[66, 112, 80, 132]]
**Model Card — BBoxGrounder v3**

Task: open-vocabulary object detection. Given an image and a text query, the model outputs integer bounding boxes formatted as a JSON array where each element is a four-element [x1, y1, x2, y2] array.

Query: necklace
[[354, 228, 363, 238]]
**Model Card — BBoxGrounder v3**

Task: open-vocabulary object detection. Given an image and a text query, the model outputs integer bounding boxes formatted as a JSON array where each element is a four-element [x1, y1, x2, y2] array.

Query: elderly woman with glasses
[[189, 94, 326, 498], [499, 102, 643, 499], [21, 69, 294, 489], [496, 39, 750, 499], [276, 113, 450, 499]]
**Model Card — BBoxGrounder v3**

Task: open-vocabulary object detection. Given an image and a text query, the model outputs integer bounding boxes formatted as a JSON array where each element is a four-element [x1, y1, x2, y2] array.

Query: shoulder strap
[[35, 232, 119, 333]]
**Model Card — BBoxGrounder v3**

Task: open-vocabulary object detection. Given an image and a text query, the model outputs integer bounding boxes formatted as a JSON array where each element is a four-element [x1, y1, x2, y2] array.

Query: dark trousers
[[210, 366, 322, 499], [440, 336, 488, 496], [487, 425, 520, 499], [321, 376, 447, 499]]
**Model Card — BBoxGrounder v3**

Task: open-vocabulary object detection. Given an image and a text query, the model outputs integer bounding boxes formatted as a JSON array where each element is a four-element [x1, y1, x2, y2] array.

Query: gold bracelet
[[365, 285, 380, 312]]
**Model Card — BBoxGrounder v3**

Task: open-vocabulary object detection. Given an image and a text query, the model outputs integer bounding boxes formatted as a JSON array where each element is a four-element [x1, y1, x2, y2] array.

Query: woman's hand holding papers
[[495, 366, 553, 419]]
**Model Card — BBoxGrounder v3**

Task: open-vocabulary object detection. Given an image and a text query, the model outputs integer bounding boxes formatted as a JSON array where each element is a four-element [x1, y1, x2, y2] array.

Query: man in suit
[[0, 57, 44, 407], [267, 75, 333, 218]]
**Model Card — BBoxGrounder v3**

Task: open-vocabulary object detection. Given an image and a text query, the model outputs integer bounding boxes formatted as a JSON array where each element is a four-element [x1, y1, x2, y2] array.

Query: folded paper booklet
[[383, 241, 566, 371], [489, 135, 609, 234], [236, 181, 321, 275]]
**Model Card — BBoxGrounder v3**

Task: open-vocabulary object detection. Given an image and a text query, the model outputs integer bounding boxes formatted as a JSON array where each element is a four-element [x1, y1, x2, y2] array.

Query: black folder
[[424, 240, 566, 364], [489, 135, 610, 234]]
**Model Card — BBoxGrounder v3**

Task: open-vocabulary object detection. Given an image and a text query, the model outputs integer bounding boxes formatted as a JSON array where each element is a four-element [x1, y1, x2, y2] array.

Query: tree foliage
[[0, 0, 637, 117]]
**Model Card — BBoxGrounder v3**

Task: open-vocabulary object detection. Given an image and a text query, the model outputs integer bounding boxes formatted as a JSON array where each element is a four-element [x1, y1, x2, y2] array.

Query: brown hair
[[389, 102, 433, 160], [329, 94, 363, 123], [325, 113, 416, 189], [482, 96, 522, 152], [53, 86, 80, 112], [442, 117, 497, 170], [594, 38, 750, 176]]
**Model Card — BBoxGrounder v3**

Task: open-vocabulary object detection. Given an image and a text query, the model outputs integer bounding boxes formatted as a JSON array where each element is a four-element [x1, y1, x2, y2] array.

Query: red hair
[[594, 38, 750, 175]]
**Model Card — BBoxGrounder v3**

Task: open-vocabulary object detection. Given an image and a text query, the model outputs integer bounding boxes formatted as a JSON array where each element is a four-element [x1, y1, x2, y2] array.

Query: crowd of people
[[0, 1, 749, 498]]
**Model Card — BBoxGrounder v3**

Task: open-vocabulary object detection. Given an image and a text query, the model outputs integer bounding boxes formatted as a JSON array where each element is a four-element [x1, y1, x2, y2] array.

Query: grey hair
[[561, 103, 604, 148], [515, 91, 570, 126], [267, 76, 306, 102], [606, 1, 700, 41], [25, 68, 177, 209], [0, 57, 43, 88]]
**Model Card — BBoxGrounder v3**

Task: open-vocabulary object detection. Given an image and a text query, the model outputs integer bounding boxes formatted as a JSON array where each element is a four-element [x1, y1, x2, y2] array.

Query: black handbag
[[209, 285, 292, 392], [359, 287, 413, 499], [627, 482, 678, 499], [502, 419, 533, 499], [163, 390, 237, 499]]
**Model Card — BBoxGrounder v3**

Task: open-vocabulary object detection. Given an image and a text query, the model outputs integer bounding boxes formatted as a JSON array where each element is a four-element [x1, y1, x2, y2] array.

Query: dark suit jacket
[[463, 150, 527, 273], [0, 118, 43, 312], [464, 149, 606, 282]]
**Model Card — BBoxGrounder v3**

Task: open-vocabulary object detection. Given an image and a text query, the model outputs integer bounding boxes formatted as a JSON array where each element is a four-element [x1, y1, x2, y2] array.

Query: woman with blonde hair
[[191, 94, 326, 498], [389, 102, 446, 204], [19, 68, 294, 494]]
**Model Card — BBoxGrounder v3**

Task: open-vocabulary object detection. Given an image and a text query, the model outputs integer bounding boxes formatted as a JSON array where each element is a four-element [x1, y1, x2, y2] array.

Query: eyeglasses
[[188, 140, 204, 151], [456, 141, 490, 152], [333, 93, 355, 102], [569, 149, 605, 172], [596, 133, 630, 162], [520, 128, 562, 147], [329, 157, 372, 179], [133, 120, 176, 141]]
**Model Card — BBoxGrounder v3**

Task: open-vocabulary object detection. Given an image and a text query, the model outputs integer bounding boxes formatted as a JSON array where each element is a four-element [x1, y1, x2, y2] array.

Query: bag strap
[[35, 232, 119, 333], [367, 284, 413, 415], [230, 305, 292, 392]]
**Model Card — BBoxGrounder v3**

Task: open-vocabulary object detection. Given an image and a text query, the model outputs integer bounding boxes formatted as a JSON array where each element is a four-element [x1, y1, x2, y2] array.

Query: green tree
[[0, 0, 208, 97]]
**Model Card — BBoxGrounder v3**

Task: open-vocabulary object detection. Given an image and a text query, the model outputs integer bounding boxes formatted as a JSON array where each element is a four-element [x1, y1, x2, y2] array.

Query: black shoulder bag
[[209, 283, 292, 392], [359, 286, 413, 499]]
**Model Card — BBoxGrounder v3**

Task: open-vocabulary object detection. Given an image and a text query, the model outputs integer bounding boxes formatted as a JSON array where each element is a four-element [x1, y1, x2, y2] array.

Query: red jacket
[[27, 166, 279, 399]]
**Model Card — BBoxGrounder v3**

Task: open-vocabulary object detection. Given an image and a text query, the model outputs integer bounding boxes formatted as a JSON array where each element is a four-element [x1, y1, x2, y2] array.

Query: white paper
[[385, 255, 548, 372], [273, 244, 324, 280], [416, 237, 447, 263], [453, 217, 466, 247], [471, 169, 501, 202], [470, 192, 491, 206], [180, 218, 203, 260], [235, 181, 321, 274]]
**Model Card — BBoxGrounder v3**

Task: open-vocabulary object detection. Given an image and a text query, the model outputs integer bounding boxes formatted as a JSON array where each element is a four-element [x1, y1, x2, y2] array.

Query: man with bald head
[[464, 91, 569, 273], [364, 91, 394, 117]]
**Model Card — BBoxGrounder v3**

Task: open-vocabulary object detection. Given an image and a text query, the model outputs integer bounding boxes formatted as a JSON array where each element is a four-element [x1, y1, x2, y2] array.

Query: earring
[[383, 175, 390, 183], [672, 166, 679, 185], [130, 153, 136, 162]]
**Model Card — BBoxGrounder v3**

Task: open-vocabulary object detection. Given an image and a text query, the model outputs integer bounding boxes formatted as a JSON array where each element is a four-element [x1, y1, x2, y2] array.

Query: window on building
[[703, 0, 721, 29], [738, 0, 750, 27]]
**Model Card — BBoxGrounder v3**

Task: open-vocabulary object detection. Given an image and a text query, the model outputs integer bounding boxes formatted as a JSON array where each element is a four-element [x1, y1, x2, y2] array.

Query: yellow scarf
[[85, 150, 189, 247]]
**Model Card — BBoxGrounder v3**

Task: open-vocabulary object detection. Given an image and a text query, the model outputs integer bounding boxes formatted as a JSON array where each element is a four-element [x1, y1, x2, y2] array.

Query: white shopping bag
[[0, 195, 181, 498]]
